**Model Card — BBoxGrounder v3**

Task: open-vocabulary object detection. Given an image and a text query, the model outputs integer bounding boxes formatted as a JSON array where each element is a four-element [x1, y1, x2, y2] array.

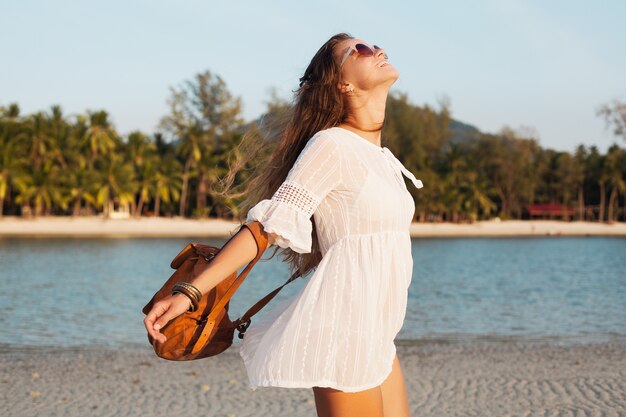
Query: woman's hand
[[143, 293, 192, 344]]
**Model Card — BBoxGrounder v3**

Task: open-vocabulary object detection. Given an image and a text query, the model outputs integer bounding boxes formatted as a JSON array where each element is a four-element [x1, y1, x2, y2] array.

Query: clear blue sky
[[2, 0, 624, 153]]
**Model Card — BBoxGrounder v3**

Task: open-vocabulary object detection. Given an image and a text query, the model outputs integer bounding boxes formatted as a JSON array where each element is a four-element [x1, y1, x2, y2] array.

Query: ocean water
[[0, 236, 624, 352]]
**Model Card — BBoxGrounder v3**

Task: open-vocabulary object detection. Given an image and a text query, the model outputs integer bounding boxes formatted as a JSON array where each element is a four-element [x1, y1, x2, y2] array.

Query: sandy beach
[[1, 215, 626, 238], [2, 341, 624, 417], [3, 218, 625, 416]]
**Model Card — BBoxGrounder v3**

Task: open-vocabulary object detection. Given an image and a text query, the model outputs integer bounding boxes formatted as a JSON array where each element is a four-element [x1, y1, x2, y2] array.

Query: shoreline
[[1, 215, 626, 238], [2, 340, 624, 416], [2, 331, 625, 355]]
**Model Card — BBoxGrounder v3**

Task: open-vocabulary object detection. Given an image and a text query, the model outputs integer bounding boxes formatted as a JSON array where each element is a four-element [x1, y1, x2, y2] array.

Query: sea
[[0, 236, 624, 352]]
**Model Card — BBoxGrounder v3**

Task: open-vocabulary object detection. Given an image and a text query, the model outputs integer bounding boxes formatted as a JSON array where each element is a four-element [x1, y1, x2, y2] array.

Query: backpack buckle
[[236, 318, 252, 339]]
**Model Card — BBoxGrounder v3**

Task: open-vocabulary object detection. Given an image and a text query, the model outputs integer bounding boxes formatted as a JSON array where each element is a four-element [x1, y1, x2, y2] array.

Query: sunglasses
[[339, 43, 388, 67]]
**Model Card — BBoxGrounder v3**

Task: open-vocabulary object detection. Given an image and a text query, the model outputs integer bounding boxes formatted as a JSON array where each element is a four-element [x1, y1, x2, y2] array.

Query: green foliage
[[0, 80, 624, 222]]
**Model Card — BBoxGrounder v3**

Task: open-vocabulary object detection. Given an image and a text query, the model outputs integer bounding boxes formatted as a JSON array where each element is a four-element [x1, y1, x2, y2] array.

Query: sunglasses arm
[[340, 47, 354, 67]]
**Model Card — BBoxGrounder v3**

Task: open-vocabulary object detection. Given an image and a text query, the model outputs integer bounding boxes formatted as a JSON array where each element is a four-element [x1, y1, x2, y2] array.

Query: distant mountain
[[448, 119, 482, 146]]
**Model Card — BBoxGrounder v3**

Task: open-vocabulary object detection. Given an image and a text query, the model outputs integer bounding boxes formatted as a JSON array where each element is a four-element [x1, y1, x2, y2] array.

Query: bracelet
[[172, 281, 203, 312], [175, 281, 203, 301], [172, 285, 200, 312]]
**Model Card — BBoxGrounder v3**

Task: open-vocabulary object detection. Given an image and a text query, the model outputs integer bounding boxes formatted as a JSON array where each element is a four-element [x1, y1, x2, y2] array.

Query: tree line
[[1, 69, 624, 223]]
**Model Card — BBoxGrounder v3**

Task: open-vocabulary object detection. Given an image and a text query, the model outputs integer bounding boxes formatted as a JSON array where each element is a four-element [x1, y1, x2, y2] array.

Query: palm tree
[[573, 145, 587, 220], [555, 152, 580, 221], [64, 113, 96, 215], [597, 100, 626, 142], [0, 135, 25, 217], [159, 70, 244, 218], [127, 131, 158, 217], [24, 111, 64, 172], [153, 155, 183, 217], [605, 145, 626, 223], [0, 104, 30, 217], [442, 143, 467, 222], [81, 110, 119, 169], [43, 105, 70, 169], [93, 152, 137, 218], [176, 126, 202, 217], [415, 167, 443, 222], [133, 155, 159, 217], [69, 166, 98, 216], [61, 143, 98, 216], [14, 158, 69, 216], [464, 170, 497, 221], [598, 161, 608, 223]]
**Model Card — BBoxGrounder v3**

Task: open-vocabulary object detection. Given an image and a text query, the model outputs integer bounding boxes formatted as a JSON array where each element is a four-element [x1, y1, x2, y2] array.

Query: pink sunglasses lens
[[355, 43, 375, 56], [354, 43, 388, 60]]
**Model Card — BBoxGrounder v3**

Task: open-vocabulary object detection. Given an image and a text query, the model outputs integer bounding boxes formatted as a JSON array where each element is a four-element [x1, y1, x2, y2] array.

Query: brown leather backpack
[[141, 220, 303, 361]]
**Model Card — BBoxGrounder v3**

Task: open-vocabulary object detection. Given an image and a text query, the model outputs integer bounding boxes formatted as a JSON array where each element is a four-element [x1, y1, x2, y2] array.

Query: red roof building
[[527, 204, 575, 219]]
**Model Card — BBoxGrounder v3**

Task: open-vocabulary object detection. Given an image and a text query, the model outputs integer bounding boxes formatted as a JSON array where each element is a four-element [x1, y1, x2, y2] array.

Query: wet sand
[[1, 215, 625, 238], [2, 341, 625, 417]]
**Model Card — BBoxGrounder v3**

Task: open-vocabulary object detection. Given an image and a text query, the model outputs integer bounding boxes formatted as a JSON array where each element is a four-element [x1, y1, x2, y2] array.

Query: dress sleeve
[[245, 133, 342, 254]]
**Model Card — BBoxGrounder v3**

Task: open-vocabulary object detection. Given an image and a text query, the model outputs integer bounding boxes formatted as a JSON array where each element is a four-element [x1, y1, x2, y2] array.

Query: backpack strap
[[234, 267, 302, 338], [191, 221, 304, 353], [206, 221, 270, 319]]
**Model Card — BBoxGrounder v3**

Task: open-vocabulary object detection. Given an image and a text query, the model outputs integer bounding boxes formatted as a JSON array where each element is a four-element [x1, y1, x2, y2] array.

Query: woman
[[144, 32, 423, 417]]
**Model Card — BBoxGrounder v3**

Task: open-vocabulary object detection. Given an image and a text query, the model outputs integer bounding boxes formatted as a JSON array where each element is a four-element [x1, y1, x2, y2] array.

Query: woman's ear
[[337, 82, 354, 94]]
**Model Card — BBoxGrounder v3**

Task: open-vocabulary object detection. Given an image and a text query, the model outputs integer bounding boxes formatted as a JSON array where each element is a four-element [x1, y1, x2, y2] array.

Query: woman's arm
[[187, 224, 275, 296], [144, 223, 275, 342]]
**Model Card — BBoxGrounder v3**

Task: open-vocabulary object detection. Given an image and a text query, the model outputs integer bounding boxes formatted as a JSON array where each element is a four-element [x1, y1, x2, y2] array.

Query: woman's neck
[[338, 86, 388, 146]]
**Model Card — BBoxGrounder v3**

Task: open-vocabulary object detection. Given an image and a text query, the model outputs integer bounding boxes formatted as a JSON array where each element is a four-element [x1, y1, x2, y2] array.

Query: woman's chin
[[380, 64, 399, 77], [365, 67, 400, 89], [384, 67, 400, 83]]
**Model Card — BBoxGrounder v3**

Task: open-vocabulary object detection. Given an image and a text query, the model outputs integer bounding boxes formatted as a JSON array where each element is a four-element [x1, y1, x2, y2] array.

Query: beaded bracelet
[[175, 281, 202, 301]]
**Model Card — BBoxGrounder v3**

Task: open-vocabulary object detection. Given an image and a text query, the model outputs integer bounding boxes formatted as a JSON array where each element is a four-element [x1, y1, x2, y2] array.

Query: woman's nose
[[376, 48, 388, 60]]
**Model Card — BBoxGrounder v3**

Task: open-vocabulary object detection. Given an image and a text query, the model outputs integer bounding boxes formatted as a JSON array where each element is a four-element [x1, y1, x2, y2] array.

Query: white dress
[[239, 126, 424, 392]]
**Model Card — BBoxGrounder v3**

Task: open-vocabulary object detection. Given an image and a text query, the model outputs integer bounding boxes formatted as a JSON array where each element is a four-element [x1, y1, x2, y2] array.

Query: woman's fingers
[[144, 301, 170, 343], [143, 294, 191, 345]]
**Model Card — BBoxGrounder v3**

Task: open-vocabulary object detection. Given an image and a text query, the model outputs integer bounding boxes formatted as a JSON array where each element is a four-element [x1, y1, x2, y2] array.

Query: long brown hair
[[212, 32, 355, 278]]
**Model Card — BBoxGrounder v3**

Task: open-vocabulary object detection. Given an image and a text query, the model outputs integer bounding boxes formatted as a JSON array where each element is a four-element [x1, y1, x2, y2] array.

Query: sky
[[1, 0, 625, 154]]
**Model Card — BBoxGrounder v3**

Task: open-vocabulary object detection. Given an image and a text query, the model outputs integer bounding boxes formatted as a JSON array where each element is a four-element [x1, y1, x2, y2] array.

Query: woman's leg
[[312, 385, 384, 417], [380, 354, 411, 417]]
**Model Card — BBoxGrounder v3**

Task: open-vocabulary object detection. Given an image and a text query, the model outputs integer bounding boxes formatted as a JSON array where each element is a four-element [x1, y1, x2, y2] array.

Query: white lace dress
[[239, 126, 424, 392]]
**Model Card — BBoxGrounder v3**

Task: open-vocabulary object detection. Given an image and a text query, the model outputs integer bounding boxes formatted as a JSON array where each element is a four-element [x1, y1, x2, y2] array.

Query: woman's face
[[334, 38, 399, 93]]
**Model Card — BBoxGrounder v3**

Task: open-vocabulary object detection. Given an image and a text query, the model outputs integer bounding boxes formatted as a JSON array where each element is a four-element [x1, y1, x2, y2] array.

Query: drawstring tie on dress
[[381, 147, 424, 189]]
